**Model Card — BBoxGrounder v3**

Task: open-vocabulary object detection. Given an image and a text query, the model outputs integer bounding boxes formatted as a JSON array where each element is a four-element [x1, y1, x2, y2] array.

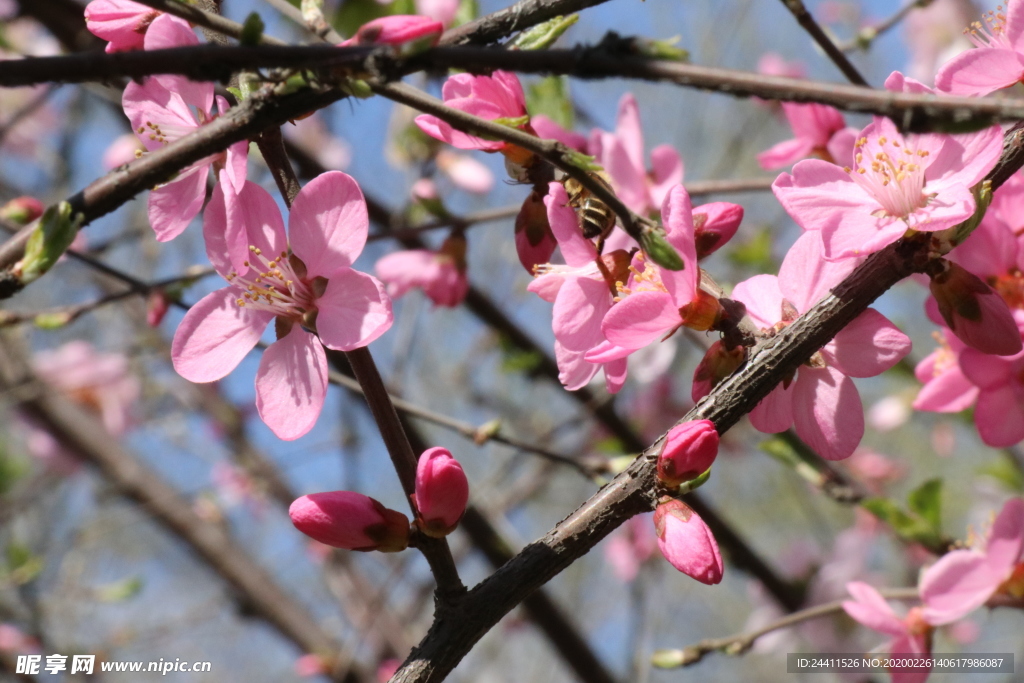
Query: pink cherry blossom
[[171, 173, 393, 440], [959, 342, 1024, 446], [757, 102, 857, 170], [927, 260, 1022, 356], [594, 186, 709, 362], [33, 341, 140, 436], [527, 183, 629, 392], [935, 2, 1024, 95], [773, 114, 1003, 261], [375, 235, 469, 307], [904, 0, 977, 85], [122, 15, 248, 266], [413, 447, 469, 537], [415, 0, 459, 26], [603, 512, 657, 582], [294, 654, 330, 677], [920, 498, 1024, 624], [436, 150, 494, 194], [843, 582, 934, 683], [415, 71, 528, 152], [693, 201, 744, 259], [654, 499, 723, 585], [289, 491, 410, 552], [84, 0, 160, 53], [102, 132, 143, 170], [757, 53, 806, 79], [913, 328, 979, 413], [730, 233, 912, 460], [590, 93, 684, 216], [340, 15, 443, 49], [844, 449, 907, 494], [531, 115, 589, 152]]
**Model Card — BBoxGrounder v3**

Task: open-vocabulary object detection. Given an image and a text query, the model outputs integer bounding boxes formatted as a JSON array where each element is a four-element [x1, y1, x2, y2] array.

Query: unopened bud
[[653, 498, 723, 585], [342, 15, 443, 52], [147, 289, 170, 327], [0, 197, 44, 225], [516, 190, 557, 272], [929, 260, 1022, 356], [414, 447, 469, 538], [289, 492, 410, 552], [692, 341, 746, 401], [693, 202, 743, 259], [509, 14, 579, 50], [15, 202, 82, 285], [640, 229, 684, 271], [657, 420, 719, 488]]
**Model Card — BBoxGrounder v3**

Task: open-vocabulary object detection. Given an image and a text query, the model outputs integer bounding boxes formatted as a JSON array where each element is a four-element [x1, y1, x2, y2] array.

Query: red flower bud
[[657, 420, 719, 487], [693, 201, 743, 259], [0, 197, 44, 225], [341, 15, 443, 50], [515, 190, 557, 272], [289, 492, 410, 552], [929, 260, 1022, 356], [414, 447, 469, 538], [653, 499, 723, 585]]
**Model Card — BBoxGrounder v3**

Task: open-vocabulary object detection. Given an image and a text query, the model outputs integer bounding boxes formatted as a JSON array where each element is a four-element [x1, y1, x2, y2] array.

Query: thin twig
[[778, 0, 869, 86], [838, 0, 927, 53]]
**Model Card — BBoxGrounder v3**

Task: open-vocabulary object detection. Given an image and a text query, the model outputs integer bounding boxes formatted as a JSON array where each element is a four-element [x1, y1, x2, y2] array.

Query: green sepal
[[239, 12, 266, 46], [676, 467, 712, 494], [641, 229, 684, 271], [510, 15, 578, 51], [19, 202, 82, 285]]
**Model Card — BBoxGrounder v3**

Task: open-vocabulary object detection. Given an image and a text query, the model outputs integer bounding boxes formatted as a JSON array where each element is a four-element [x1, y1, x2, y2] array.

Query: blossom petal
[[842, 581, 907, 636], [601, 291, 679, 350], [973, 384, 1024, 447], [255, 326, 327, 440], [614, 93, 646, 177], [545, 182, 597, 267], [648, 145, 684, 207], [986, 498, 1024, 576], [792, 366, 863, 460], [925, 124, 1003, 190], [912, 358, 979, 413], [748, 382, 794, 433], [290, 171, 369, 278], [555, 342, 600, 391], [731, 274, 783, 329], [920, 550, 999, 625], [148, 165, 208, 243], [171, 287, 273, 382], [824, 309, 911, 377], [757, 137, 817, 170], [315, 269, 393, 351], [779, 231, 858, 312], [554, 276, 613, 351], [935, 47, 1024, 97], [602, 133, 650, 215], [204, 178, 286, 277], [959, 348, 1015, 390]]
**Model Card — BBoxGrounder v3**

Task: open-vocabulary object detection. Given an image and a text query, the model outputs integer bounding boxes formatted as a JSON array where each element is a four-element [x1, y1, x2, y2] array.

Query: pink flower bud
[[653, 499, 723, 585], [341, 15, 443, 50], [289, 492, 410, 552], [693, 202, 743, 259], [0, 197, 44, 225], [929, 260, 1023, 356], [414, 447, 469, 537], [657, 420, 719, 487], [514, 190, 557, 272], [146, 289, 170, 327]]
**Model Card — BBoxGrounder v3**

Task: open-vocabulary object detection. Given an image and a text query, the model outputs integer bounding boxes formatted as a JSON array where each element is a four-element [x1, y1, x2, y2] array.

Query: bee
[[563, 171, 617, 246]]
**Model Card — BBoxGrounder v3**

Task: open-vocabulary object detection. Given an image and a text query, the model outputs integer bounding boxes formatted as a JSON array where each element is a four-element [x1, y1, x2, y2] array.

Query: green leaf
[[19, 202, 82, 285], [239, 12, 265, 46], [861, 496, 940, 547], [907, 478, 943, 531], [498, 336, 542, 373], [526, 77, 574, 130], [5, 542, 43, 585], [510, 14, 578, 51], [33, 312, 73, 329], [96, 576, 143, 602]]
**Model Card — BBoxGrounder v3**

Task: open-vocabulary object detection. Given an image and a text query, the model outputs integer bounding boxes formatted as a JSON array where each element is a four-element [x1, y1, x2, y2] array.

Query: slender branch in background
[[661, 587, 920, 668], [0, 342, 364, 683], [0, 269, 213, 327], [364, 205, 522, 243], [0, 86, 56, 149], [777, 0, 870, 86], [838, 0, 927, 52]]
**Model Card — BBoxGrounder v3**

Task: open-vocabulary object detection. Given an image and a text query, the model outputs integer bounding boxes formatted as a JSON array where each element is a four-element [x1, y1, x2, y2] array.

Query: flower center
[[227, 246, 316, 322], [929, 331, 957, 376], [847, 135, 931, 219], [965, 6, 1011, 49], [614, 253, 667, 300], [992, 269, 1024, 309]]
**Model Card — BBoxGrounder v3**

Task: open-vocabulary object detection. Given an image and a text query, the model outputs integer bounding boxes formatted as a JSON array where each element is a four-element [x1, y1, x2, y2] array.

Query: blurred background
[[1, 0, 1022, 681]]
